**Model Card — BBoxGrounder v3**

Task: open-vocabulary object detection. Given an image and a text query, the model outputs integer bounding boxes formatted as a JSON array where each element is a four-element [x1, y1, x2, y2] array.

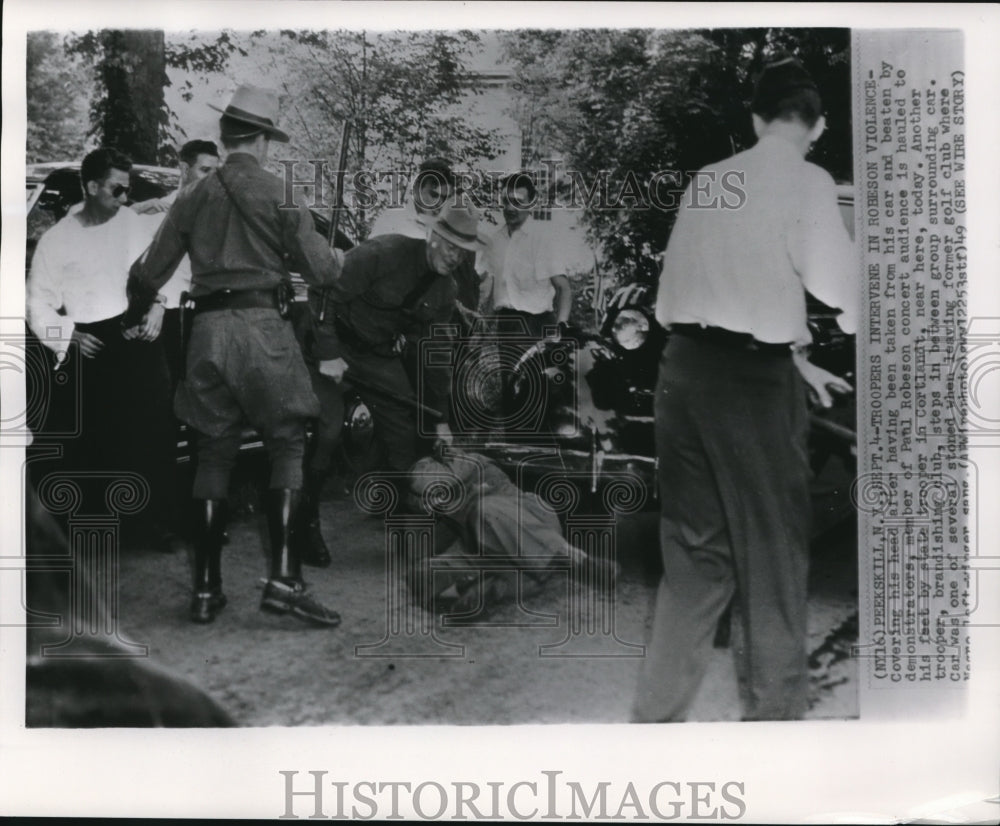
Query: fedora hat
[[431, 203, 482, 251], [209, 84, 290, 143]]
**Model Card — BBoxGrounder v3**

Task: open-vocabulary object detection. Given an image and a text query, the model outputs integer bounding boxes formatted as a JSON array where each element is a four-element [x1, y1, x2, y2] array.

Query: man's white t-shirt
[[477, 216, 560, 315], [27, 206, 154, 359]]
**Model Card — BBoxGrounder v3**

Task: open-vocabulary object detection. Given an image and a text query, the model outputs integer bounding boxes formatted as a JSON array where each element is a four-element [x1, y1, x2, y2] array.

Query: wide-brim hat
[[209, 84, 290, 143], [431, 203, 482, 251]]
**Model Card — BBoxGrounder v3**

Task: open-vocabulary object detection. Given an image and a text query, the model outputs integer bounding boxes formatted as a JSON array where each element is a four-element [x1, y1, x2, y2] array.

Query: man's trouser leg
[[296, 369, 344, 567], [632, 344, 736, 722], [178, 308, 338, 627], [711, 354, 810, 720], [342, 347, 421, 474], [121, 334, 176, 542], [189, 423, 242, 623], [249, 410, 343, 627], [633, 336, 811, 722]]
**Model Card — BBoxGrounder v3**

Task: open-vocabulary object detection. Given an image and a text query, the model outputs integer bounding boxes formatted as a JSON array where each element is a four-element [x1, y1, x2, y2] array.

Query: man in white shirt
[[477, 172, 572, 339], [132, 139, 220, 382], [632, 58, 856, 722], [476, 172, 573, 429], [27, 147, 176, 550]]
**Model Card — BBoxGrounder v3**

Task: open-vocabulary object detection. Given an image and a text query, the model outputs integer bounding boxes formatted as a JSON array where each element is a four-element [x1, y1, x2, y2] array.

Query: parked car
[[441, 185, 858, 521]]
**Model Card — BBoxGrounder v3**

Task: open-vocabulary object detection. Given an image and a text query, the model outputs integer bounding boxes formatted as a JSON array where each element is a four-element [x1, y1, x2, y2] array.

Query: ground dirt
[[116, 466, 859, 726]]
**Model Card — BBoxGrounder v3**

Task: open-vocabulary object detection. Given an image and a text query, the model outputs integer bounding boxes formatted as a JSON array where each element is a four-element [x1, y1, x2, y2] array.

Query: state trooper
[[125, 85, 345, 627]]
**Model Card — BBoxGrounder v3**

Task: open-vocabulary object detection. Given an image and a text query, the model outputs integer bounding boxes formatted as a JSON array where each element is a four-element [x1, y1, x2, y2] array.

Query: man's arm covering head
[[501, 171, 538, 201]]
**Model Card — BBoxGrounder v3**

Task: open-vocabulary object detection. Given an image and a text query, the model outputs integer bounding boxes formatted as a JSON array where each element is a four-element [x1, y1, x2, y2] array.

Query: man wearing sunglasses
[[26, 147, 175, 551]]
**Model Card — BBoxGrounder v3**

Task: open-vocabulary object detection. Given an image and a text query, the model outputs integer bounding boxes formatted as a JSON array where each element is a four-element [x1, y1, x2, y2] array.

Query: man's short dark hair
[[751, 56, 823, 127], [502, 171, 537, 202], [179, 139, 219, 166], [80, 147, 132, 187], [414, 157, 455, 191]]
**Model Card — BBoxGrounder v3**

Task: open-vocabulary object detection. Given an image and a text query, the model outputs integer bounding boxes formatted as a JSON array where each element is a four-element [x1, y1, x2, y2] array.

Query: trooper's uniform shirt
[[128, 152, 342, 498], [318, 234, 458, 472]]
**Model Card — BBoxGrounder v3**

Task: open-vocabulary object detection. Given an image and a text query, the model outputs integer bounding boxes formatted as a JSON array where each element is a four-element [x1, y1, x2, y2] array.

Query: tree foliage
[[502, 28, 851, 285], [249, 29, 502, 240], [62, 29, 242, 164], [25, 32, 92, 163]]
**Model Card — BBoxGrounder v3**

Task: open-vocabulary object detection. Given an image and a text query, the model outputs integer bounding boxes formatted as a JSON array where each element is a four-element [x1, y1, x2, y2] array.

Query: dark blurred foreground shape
[[24, 482, 235, 727]]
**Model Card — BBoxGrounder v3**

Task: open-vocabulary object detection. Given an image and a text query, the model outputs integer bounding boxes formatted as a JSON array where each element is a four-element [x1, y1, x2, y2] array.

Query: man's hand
[[124, 302, 165, 342], [70, 328, 103, 359], [793, 350, 853, 408], [319, 357, 349, 383], [434, 422, 454, 448]]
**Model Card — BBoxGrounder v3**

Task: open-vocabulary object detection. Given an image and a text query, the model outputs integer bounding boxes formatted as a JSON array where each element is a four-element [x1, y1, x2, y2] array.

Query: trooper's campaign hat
[[210, 84, 291, 143]]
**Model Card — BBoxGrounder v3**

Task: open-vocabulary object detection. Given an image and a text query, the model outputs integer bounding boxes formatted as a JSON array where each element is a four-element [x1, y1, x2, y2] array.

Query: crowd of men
[[26, 83, 573, 629], [26, 56, 857, 722]]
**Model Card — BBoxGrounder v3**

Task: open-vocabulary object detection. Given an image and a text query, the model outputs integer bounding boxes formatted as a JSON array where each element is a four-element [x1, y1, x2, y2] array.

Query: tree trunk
[[98, 30, 167, 164]]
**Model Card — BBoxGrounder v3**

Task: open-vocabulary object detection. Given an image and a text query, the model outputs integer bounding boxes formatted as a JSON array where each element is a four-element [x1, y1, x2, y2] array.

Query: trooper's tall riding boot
[[190, 499, 228, 623], [297, 469, 332, 568], [259, 489, 341, 627]]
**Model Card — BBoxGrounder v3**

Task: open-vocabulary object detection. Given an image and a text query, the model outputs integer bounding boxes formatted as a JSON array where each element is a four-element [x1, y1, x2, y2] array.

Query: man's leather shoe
[[260, 579, 341, 627], [190, 590, 228, 624]]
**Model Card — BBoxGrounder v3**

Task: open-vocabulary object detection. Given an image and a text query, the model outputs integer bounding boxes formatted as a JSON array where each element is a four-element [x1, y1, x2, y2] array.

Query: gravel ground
[[115, 471, 859, 726]]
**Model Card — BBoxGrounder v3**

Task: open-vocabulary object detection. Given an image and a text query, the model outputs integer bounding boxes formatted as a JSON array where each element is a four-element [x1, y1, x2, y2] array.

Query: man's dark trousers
[[632, 333, 811, 722], [339, 341, 428, 473], [66, 316, 174, 534]]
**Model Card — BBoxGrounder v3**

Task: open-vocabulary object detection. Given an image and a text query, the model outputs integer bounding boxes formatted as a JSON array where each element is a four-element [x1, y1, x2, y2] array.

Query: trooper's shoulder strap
[[214, 167, 288, 265]]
